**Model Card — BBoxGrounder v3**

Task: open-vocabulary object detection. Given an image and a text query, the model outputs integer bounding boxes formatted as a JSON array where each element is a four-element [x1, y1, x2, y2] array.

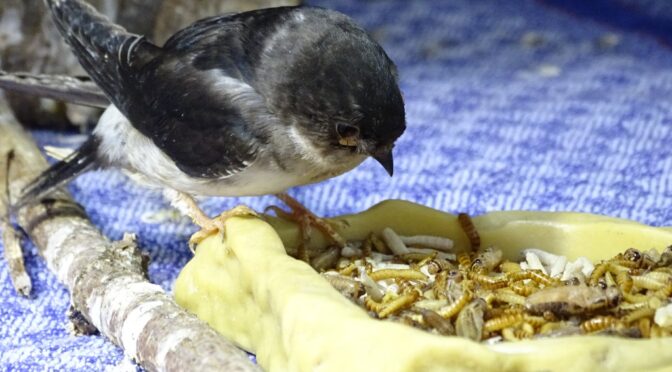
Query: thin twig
[[0, 148, 31, 296]]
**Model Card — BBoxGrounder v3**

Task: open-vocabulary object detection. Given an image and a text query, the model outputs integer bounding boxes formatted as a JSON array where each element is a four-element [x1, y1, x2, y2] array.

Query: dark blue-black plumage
[[17, 0, 405, 207]]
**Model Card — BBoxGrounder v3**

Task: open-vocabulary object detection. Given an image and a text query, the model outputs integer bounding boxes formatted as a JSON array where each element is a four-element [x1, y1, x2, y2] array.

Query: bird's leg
[[163, 189, 257, 252], [271, 193, 347, 261]]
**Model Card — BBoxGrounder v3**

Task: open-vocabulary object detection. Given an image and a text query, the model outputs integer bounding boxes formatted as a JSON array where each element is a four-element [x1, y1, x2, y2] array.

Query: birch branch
[[0, 103, 260, 371]]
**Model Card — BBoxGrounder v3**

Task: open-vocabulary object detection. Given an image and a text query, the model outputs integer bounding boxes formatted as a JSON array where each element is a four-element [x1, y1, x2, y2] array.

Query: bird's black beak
[[373, 150, 394, 176]]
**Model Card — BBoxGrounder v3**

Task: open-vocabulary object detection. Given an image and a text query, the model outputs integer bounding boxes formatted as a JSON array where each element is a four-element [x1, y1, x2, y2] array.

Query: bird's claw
[[271, 193, 348, 261], [188, 205, 258, 253]]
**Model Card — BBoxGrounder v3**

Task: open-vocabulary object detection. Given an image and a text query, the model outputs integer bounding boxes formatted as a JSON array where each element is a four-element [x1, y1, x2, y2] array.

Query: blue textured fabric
[[2, 0, 672, 369]]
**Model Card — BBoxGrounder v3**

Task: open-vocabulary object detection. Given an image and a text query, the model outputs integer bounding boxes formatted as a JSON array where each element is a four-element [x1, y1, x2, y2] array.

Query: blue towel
[[2, 0, 672, 369]]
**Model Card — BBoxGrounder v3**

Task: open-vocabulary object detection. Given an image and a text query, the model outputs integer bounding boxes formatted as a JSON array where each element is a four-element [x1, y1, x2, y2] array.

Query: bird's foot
[[188, 205, 258, 252], [270, 193, 347, 262]]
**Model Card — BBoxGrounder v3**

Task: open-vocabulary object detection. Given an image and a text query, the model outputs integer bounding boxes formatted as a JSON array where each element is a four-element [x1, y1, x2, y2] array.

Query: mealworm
[[379, 291, 419, 318], [438, 290, 472, 319], [399, 235, 454, 252], [457, 213, 480, 252], [368, 268, 427, 282], [632, 275, 666, 291], [581, 316, 622, 333], [381, 228, 410, 255], [360, 270, 385, 302]]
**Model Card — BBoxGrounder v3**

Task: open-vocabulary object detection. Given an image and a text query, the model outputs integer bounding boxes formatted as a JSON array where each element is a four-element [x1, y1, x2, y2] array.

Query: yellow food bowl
[[174, 200, 672, 372]]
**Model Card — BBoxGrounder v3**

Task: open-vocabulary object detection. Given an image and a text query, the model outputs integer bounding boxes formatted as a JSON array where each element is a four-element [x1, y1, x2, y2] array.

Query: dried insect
[[525, 285, 620, 317], [455, 299, 486, 341], [438, 290, 473, 318], [658, 246, 672, 267], [580, 316, 622, 333], [472, 247, 503, 273], [322, 273, 362, 299], [318, 230, 671, 342], [311, 246, 341, 272], [562, 277, 581, 286], [623, 248, 643, 267], [423, 259, 444, 275], [420, 309, 455, 336], [457, 213, 480, 251]]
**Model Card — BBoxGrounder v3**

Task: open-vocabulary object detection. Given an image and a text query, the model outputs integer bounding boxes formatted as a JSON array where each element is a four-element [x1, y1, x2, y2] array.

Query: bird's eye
[[336, 123, 359, 147]]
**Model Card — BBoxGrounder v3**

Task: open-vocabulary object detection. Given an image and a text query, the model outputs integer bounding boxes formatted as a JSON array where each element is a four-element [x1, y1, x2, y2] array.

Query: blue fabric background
[[2, 0, 672, 369]]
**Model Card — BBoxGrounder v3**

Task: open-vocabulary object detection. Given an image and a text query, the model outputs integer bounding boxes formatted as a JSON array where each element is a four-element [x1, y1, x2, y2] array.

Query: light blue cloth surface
[[2, 0, 672, 369]]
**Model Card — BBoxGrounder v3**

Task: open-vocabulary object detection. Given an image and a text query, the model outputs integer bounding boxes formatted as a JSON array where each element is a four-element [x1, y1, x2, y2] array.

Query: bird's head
[[264, 9, 406, 176]]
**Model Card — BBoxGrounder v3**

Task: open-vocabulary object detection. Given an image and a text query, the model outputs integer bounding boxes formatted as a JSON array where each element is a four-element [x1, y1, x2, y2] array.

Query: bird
[[15, 0, 406, 248]]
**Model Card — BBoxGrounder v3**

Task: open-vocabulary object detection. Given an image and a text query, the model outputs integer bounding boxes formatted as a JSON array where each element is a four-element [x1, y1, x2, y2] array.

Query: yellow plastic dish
[[174, 200, 672, 372]]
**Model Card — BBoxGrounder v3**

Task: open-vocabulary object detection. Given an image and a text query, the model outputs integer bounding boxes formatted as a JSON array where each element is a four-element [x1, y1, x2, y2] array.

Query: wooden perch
[[0, 102, 260, 371]]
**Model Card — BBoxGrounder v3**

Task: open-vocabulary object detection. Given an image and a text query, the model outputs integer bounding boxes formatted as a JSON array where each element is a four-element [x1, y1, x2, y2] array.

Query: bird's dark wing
[[120, 9, 301, 178], [161, 7, 296, 81], [128, 61, 265, 178], [45, 0, 268, 179], [44, 0, 160, 112]]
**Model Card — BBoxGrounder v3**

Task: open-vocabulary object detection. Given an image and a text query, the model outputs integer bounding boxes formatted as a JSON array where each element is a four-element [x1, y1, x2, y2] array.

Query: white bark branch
[[0, 101, 260, 371]]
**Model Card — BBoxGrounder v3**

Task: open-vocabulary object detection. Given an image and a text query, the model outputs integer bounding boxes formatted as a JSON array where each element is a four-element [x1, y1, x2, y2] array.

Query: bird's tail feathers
[[0, 70, 109, 108], [13, 136, 100, 210]]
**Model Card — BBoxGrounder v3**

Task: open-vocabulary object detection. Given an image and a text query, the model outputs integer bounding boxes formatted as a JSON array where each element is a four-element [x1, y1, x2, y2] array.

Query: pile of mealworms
[[313, 214, 672, 342]]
